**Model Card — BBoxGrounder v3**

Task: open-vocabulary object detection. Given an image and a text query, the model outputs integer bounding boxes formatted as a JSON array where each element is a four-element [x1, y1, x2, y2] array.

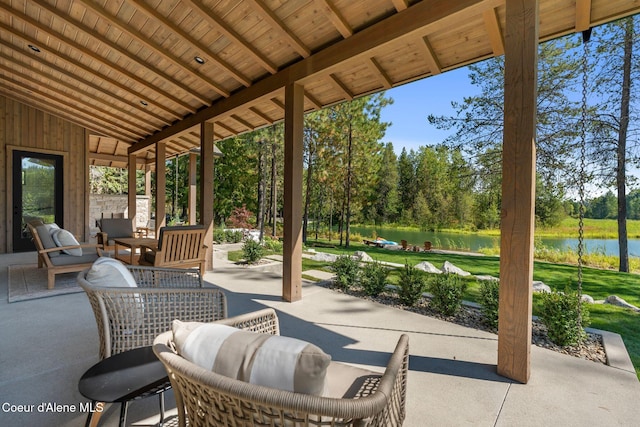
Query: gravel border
[[324, 283, 607, 365]]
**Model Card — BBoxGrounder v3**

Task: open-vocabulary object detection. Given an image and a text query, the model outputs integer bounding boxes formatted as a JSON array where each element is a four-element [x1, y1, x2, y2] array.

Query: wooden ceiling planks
[[1, 0, 639, 162]]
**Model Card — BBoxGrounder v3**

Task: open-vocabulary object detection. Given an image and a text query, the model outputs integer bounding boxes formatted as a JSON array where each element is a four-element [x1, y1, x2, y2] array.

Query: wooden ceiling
[[1, 0, 639, 169]]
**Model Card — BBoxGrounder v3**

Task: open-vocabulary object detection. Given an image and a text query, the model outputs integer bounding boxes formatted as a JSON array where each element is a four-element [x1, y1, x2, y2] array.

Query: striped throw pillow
[[172, 320, 331, 396]]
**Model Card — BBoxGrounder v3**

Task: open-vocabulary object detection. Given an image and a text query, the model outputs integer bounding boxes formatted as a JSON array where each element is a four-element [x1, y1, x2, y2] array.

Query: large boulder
[[353, 251, 373, 262], [581, 294, 595, 304], [475, 275, 499, 282], [415, 261, 442, 274], [532, 281, 551, 293], [441, 261, 471, 276], [311, 252, 338, 263], [604, 295, 640, 312]]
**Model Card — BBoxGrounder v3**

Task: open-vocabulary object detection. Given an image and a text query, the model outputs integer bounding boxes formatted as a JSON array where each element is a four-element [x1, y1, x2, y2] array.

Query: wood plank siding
[[1, 95, 88, 252]]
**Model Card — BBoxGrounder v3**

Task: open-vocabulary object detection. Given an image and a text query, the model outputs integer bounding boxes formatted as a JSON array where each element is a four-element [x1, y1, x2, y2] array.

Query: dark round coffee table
[[79, 346, 171, 427]]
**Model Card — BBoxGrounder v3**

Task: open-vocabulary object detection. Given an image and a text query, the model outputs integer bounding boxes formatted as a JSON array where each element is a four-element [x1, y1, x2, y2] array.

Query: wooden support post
[[498, 0, 538, 384], [128, 153, 137, 224], [144, 165, 151, 196], [155, 142, 166, 235], [188, 152, 197, 225], [283, 83, 304, 302], [200, 122, 215, 271]]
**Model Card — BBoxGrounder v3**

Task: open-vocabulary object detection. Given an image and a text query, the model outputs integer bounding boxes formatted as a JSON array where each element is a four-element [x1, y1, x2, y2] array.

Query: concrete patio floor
[[1, 250, 639, 426]]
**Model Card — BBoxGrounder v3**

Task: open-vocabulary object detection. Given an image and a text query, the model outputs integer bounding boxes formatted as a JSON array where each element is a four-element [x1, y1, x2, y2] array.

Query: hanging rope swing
[[577, 28, 592, 326]]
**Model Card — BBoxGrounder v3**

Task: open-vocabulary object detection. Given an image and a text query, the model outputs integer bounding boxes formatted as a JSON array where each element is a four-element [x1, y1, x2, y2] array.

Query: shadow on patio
[[0, 252, 639, 426]]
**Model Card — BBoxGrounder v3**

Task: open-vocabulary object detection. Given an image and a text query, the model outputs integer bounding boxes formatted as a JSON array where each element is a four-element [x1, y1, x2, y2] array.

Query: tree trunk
[[345, 122, 353, 248], [302, 146, 315, 244], [257, 140, 267, 242], [271, 135, 278, 237], [617, 18, 633, 273]]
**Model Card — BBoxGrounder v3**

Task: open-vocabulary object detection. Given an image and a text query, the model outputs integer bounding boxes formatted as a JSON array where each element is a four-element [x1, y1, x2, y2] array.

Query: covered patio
[[0, 250, 639, 426], [2, 0, 640, 393]]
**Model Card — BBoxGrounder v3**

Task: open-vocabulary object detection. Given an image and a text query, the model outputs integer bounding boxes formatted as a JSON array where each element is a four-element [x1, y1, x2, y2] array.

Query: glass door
[[12, 151, 64, 252]]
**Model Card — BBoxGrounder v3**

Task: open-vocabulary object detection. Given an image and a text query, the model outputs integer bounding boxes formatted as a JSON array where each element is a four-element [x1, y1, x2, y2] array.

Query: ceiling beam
[[0, 50, 155, 134], [130, 0, 251, 87], [271, 97, 286, 111], [575, 0, 592, 31], [230, 114, 255, 130], [421, 35, 442, 75], [130, 0, 490, 154], [249, 106, 275, 124], [17, 1, 197, 114], [78, 0, 229, 100], [248, 0, 311, 58], [367, 57, 393, 89], [304, 91, 322, 110], [315, 0, 352, 38], [391, 0, 409, 12], [0, 39, 171, 127], [182, 0, 278, 74], [0, 82, 133, 142], [328, 74, 354, 100], [89, 153, 147, 164], [215, 121, 240, 135], [0, 74, 144, 140], [483, 8, 505, 56]]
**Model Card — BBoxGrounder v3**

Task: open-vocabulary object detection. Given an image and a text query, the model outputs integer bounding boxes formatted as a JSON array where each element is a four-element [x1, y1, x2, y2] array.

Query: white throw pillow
[[51, 228, 82, 256], [172, 320, 331, 396], [86, 258, 143, 330], [85, 257, 137, 288]]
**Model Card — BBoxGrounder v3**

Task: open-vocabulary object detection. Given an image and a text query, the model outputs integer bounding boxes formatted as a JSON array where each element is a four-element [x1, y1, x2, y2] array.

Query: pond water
[[348, 226, 640, 257]]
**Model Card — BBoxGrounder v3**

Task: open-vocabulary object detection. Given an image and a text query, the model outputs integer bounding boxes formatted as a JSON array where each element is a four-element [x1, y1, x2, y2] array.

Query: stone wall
[[89, 194, 151, 235]]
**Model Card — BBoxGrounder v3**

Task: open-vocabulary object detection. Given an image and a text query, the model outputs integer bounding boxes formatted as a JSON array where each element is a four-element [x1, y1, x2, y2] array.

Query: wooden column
[[200, 122, 215, 271], [498, 0, 538, 384], [144, 165, 151, 196], [155, 142, 166, 235], [283, 83, 304, 302], [188, 152, 198, 225], [128, 153, 137, 223]]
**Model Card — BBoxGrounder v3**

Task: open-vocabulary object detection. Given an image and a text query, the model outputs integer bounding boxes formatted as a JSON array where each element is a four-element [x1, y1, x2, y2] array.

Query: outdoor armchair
[[78, 264, 227, 360], [96, 218, 145, 251], [27, 222, 102, 289], [153, 308, 409, 427], [138, 225, 207, 275]]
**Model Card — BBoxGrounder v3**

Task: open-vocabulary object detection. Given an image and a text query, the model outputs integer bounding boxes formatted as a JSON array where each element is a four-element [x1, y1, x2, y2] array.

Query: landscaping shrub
[[428, 274, 468, 316], [397, 263, 426, 306], [538, 289, 590, 347], [360, 261, 388, 297], [479, 279, 500, 328], [213, 227, 226, 243], [242, 239, 264, 264], [263, 236, 283, 253], [225, 229, 244, 243], [332, 255, 359, 290]]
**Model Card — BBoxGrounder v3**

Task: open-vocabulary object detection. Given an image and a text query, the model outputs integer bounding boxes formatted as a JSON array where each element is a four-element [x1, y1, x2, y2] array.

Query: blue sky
[[380, 67, 480, 154]]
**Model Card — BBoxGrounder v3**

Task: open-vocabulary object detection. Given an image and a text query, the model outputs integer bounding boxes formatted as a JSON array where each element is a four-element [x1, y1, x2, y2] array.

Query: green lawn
[[301, 240, 640, 378]]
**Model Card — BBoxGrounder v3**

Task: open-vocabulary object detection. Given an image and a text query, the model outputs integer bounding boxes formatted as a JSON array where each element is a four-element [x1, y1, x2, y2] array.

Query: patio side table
[[78, 346, 171, 427]]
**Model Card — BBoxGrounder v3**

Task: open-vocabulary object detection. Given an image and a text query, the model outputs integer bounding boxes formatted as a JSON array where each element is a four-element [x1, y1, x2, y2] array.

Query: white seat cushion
[[172, 320, 331, 396]]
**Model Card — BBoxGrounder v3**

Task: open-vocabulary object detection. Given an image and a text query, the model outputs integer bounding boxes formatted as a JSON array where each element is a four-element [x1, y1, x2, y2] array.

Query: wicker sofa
[[78, 264, 227, 360], [153, 308, 409, 427]]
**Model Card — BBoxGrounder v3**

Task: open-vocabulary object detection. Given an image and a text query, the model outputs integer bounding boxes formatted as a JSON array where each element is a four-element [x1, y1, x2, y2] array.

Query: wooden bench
[[138, 225, 207, 275]]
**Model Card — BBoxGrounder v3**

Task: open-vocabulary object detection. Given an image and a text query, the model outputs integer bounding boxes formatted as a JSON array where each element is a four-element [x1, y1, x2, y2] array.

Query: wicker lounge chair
[[78, 265, 227, 360], [153, 308, 409, 427]]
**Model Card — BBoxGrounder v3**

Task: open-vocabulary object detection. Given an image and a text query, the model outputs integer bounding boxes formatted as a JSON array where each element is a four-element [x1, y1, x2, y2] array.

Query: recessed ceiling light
[[194, 56, 205, 64], [28, 44, 41, 53], [140, 100, 148, 106]]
